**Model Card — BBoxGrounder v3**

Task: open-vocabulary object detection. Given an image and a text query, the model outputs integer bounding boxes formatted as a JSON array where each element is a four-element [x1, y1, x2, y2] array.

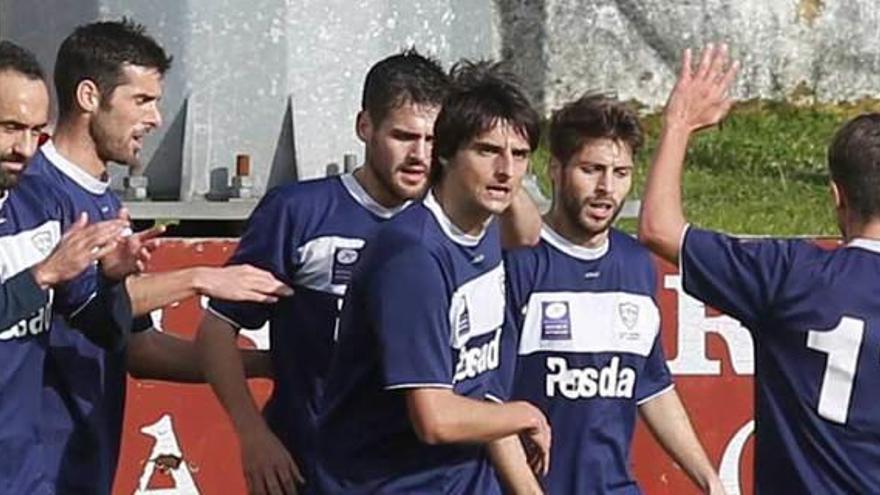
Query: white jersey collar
[[541, 223, 610, 261], [340, 173, 410, 219], [0, 190, 8, 212], [847, 237, 880, 255], [423, 190, 488, 247], [41, 141, 110, 195]]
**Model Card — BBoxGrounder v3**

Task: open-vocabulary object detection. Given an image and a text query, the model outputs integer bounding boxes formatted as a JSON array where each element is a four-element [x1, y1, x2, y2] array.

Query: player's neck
[[51, 120, 107, 180], [545, 207, 609, 249], [353, 166, 406, 209], [846, 219, 880, 242], [433, 183, 491, 237]]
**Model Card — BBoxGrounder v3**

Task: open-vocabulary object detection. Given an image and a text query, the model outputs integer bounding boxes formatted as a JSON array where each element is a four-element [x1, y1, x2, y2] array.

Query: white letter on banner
[[718, 419, 754, 495], [136, 414, 200, 494], [664, 275, 754, 375]]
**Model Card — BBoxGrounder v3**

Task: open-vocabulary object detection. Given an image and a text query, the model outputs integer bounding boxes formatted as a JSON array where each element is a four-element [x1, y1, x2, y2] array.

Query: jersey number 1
[[806, 316, 865, 425]]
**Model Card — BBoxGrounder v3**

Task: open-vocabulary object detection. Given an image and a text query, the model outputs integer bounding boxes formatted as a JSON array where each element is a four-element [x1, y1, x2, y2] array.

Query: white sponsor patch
[[448, 263, 505, 348], [519, 291, 659, 357], [294, 235, 366, 295]]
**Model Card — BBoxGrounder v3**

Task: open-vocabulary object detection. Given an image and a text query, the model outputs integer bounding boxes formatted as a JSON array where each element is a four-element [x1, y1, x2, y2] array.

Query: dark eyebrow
[[389, 127, 426, 139], [472, 141, 504, 153]]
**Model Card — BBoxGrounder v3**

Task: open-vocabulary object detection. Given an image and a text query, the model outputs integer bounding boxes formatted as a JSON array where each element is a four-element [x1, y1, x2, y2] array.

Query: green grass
[[531, 99, 880, 236]]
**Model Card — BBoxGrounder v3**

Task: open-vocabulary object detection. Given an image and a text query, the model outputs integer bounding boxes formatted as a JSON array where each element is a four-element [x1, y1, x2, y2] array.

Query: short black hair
[[431, 60, 540, 183], [549, 93, 643, 166], [0, 40, 45, 80], [361, 48, 449, 125], [828, 113, 880, 222], [54, 18, 172, 116]]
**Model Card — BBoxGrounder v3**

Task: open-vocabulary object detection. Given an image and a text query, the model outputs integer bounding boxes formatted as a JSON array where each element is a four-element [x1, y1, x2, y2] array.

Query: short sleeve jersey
[[504, 226, 671, 495], [0, 182, 64, 495], [315, 192, 507, 494], [682, 227, 880, 493], [207, 174, 409, 470], [24, 142, 147, 494]]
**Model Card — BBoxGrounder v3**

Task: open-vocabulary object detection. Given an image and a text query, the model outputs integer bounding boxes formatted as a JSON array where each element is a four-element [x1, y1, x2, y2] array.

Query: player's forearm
[[499, 188, 542, 249], [127, 330, 204, 382], [488, 435, 544, 494], [128, 329, 272, 382], [196, 314, 267, 433], [126, 268, 205, 316], [639, 389, 721, 492], [407, 389, 540, 445], [638, 121, 691, 264]]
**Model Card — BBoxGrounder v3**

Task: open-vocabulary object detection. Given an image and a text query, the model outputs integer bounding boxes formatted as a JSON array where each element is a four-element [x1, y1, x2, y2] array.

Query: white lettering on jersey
[[0, 297, 53, 341], [135, 414, 200, 494], [449, 263, 505, 383], [545, 356, 636, 400], [453, 329, 500, 383]]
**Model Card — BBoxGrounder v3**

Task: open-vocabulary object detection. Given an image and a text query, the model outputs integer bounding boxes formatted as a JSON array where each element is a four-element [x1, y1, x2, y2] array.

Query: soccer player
[[21, 20, 291, 494], [0, 39, 144, 494], [639, 44, 880, 493], [313, 60, 551, 494], [502, 93, 724, 494], [197, 50, 541, 495]]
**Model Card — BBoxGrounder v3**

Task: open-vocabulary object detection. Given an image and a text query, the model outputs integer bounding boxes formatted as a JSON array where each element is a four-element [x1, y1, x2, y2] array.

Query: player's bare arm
[[127, 327, 272, 382], [487, 435, 545, 494], [196, 311, 302, 495], [126, 264, 293, 317], [638, 43, 738, 263], [639, 389, 726, 495], [499, 187, 542, 248], [405, 388, 551, 475]]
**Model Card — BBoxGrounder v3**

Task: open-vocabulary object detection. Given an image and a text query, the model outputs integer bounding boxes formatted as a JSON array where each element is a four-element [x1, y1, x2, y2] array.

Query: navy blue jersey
[[24, 142, 145, 494], [504, 226, 671, 495], [682, 227, 880, 493], [315, 192, 506, 494], [0, 184, 62, 495], [208, 174, 410, 472]]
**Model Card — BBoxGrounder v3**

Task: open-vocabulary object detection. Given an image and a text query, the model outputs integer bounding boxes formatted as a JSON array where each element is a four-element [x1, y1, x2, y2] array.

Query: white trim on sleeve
[[636, 383, 675, 406], [384, 382, 454, 391]]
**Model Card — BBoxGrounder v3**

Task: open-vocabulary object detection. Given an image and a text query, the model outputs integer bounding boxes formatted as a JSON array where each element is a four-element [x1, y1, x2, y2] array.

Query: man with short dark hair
[[197, 49, 451, 494], [639, 43, 880, 493], [313, 60, 550, 494], [21, 19, 291, 494], [0, 39, 140, 494], [502, 93, 723, 494]]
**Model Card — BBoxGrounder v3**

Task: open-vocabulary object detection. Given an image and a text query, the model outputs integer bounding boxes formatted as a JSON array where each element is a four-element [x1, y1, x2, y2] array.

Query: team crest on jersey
[[541, 301, 572, 340], [331, 247, 362, 285], [31, 231, 54, 256], [618, 302, 639, 332]]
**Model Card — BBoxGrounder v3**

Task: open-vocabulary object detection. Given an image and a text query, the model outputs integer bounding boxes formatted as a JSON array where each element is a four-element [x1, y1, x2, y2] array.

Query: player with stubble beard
[[500, 93, 724, 494], [19, 20, 292, 494], [198, 50, 542, 495]]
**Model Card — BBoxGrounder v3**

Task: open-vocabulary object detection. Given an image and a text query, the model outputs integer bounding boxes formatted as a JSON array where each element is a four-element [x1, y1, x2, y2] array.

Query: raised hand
[[31, 213, 129, 289], [663, 43, 739, 133], [196, 264, 294, 303]]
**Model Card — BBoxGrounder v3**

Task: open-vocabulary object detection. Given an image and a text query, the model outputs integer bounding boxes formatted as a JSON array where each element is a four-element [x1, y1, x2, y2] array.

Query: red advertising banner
[[113, 239, 777, 494]]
